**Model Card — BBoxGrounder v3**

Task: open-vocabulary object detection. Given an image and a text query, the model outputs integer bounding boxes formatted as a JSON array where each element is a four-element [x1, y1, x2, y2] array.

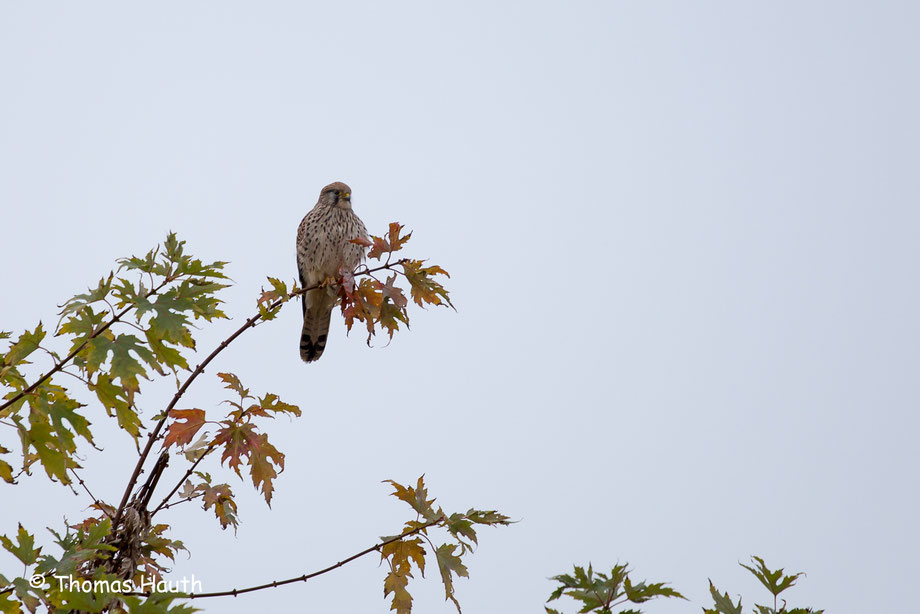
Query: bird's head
[[319, 181, 353, 210]]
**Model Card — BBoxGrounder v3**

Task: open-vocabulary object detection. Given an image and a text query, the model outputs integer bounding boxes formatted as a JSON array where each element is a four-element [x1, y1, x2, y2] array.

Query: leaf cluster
[[0, 233, 228, 485], [162, 371, 301, 529], [0, 520, 188, 614], [380, 476, 511, 614], [0, 227, 475, 614], [706, 556, 823, 614], [341, 223, 454, 342], [545, 563, 685, 614]]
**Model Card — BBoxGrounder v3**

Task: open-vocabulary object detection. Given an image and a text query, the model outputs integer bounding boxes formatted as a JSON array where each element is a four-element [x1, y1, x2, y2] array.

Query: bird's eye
[[333, 190, 340, 197]]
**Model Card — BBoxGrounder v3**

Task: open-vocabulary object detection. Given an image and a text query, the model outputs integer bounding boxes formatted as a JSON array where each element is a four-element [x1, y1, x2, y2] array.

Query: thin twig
[[150, 444, 218, 517], [157, 493, 203, 512], [124, 516, 444, 599], [69, 468, 114, 520], [57, 369, 90, 386]]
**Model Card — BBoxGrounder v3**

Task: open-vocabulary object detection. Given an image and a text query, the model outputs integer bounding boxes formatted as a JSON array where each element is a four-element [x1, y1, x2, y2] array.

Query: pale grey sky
[[1, 2, 918, 612]]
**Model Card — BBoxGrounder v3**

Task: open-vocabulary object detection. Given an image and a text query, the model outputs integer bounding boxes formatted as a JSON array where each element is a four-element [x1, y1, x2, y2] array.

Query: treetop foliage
[[0, 226, 487, 614]]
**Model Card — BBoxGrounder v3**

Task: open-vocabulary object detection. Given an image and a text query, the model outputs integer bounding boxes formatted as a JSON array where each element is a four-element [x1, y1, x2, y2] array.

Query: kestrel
[[296, 181, 369, 362]]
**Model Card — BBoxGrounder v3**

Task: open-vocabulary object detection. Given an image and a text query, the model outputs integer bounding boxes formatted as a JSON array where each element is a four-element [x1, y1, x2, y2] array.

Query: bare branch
[[156, 492, 203, 512], [124, 516, 444, 599]]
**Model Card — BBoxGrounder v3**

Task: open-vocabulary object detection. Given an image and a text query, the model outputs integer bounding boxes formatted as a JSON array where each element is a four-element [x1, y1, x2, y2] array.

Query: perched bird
[[296, 181, 369, 362]]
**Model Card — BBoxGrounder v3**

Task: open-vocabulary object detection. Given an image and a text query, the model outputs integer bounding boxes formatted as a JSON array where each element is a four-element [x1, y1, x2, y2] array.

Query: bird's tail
[[300, 289, 333, 362]]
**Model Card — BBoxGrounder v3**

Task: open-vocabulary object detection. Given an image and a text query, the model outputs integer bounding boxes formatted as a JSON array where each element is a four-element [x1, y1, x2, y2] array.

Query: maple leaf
[[201, 483, 239, 531], [349, 236, 373, 248], [381, 537, 427, 577], [367, 236, 392, 260], [387, 222, 412, 252], [257, 277, 290, 320], [90, 374, 141, 438], [339, 267, 357, 301], [384, 567, 414, 614], [58, 274, 114, 319], [213, 423, 284, 505], [162, 409, 206, 449], [146, 296, 194, 349], [382, 274, 409, 309], [250, 393, 301, 418], [0, 524, 40, 566], [379, 300, 409, 339], [182, 433, 211, 461], [1, 324, 46, 369], [248, 433, 284, 505], [0, 458, 12, 484], [217, 372, 249, 400], [435, 543, 468, 612], [213, 422, 260, 477], [401, 260, 454, 309], [385, 476, 441, 522], [16, 384, 92, 483]]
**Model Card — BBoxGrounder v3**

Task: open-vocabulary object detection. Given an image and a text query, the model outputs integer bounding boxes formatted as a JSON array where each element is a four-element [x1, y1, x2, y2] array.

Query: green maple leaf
[[17, 385, 91, 483], [446, 513, 476, 549], [109, 333, 162, 391], [145, 332, 190, 373], [117, 245, 163, 276], [623, 577, 686, 603], [112, 277, 152, 314], [435, 543, 468, 611], [147, 297, 195, 349], [22, 418, 69, 482], [58, 274, 114, 318], [2, 324, 46, 367], [707, 581, 743, 614], [741, 556, 803, 597], [0, 525, 40, 566], [44, 387, 93, 446], [90, 374, 141, 438], [257, 277, 289, 321]]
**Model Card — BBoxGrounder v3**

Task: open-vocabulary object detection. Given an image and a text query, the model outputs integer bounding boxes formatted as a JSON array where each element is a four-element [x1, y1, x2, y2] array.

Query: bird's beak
[[343, 192, 351, 201]]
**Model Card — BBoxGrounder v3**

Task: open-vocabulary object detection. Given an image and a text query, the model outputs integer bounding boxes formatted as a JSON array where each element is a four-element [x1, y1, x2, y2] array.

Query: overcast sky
[[1, 2, 918, 613]]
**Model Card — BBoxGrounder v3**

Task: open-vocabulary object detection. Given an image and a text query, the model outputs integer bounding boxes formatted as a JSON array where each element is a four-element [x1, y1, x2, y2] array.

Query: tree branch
[[112, 259, 408, 529], [156, 492, 203, 512], [124, 516, 444, 599]]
